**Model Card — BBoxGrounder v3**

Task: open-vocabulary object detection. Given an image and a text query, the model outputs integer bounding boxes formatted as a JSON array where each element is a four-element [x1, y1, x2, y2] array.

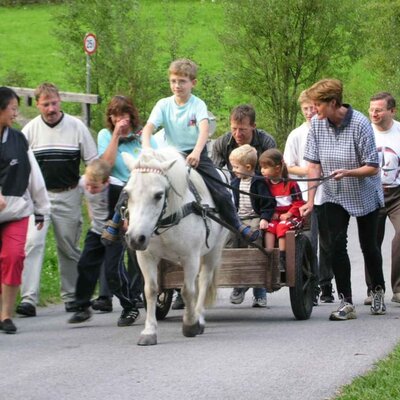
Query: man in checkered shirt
[[300, 78, 386, 321]]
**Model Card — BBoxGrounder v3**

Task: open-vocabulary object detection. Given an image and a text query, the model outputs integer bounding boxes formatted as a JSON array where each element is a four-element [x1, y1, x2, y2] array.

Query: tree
[[54, 0, 164, 131], [220, 0, 364, 146], [365, 0, 400, 101]]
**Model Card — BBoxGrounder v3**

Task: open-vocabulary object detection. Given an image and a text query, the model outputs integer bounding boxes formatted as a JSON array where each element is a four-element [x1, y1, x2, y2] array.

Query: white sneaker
[[329, 295, 357, 321], [230, 288, 247, 304], [252, 297, 267, 308], [391, 292, 400, 303], [364, 290, 372, 306], [371, 286, 386, 315]]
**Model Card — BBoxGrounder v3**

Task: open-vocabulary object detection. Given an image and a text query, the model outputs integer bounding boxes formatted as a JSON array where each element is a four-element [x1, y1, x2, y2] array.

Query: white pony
[[122, 147, 229, 346]]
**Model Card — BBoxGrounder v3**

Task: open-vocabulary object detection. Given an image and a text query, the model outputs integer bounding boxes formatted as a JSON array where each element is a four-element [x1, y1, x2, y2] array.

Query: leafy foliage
[[220, 0, 365, 146], [364, 0, 400, 101]]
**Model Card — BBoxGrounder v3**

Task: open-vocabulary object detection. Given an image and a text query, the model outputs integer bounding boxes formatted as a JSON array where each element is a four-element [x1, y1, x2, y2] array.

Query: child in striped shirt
[[227, 145, 276, 307]]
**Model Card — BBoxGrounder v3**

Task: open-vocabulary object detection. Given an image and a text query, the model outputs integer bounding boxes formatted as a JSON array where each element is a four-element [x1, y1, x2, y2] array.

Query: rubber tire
[[289, 233, 318, 320], [144, 289, 174, 320]]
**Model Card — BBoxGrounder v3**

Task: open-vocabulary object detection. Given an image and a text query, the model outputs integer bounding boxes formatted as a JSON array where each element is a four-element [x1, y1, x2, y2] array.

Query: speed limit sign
[[83, 33, 97, 55]]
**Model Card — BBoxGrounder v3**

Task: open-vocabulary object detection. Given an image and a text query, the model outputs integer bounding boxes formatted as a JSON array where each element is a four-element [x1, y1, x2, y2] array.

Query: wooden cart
[[149, 227, 318, 321]]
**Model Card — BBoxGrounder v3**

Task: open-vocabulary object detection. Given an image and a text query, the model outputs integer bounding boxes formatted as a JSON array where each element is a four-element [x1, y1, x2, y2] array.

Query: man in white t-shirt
[[284, 90, 334, 304], [365, 92, 400, 304]]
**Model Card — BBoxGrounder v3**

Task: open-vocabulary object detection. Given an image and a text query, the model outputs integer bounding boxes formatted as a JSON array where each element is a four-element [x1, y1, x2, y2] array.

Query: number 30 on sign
[[84, 33, 97, 55]]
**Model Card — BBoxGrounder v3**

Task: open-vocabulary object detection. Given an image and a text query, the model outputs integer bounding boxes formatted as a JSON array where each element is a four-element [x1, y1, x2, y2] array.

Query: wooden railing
[[8, 86, 101, 128]]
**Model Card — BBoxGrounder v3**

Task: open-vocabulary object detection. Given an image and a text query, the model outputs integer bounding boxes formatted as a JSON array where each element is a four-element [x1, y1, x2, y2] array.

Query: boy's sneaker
[[68, 308, 92, 324], [370, 286, 386, 315], [252, 297, 267, 308], [91, 296, 113, 312], [172, 292, 185, 310], [230, 288, 247, 304], [118, 308, 139, 327], [238, 225, 260, 242], [329, 295, 357, 321], [364, 290, 373, 306], [320, 284, 335, 303]]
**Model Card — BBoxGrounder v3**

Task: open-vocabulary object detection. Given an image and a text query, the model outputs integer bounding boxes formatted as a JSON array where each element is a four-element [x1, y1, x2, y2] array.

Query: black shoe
[[313, 286, 321, 306], [65, 301, 79, 313], [1, 318, 17, 334], [68, 308, 92, 324], [118, 308, 139, 327], [16, 302, 36, 317], [172, 292, 185, 310], [320, 284, 335, 303], [134, 296, 144, 309], [91, 296, 113, 312]]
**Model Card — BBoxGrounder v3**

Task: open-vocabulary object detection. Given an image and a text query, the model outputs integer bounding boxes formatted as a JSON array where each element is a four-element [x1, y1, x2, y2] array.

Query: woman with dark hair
[[98, 95, 142, 183], [95, 95, 157, 321], [0, 87, 50, 333]]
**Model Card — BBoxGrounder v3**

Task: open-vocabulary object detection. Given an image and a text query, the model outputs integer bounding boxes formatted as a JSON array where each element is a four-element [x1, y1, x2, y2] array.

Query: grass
[[334, 345, 400, 399], [0, 4, 66, 88]]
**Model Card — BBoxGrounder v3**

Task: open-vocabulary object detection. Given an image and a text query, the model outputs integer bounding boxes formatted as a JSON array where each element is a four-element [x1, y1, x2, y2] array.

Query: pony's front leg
[[136, 253, 159, 346], [181, 257, 202, 338]]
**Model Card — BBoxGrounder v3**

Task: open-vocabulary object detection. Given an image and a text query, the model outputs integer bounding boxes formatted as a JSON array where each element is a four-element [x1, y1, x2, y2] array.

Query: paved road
[[1, 220, 399, 400]]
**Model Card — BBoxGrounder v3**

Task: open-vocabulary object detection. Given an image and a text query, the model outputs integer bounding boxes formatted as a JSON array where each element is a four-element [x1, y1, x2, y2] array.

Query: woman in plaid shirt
[[300, 78, 386, 321]]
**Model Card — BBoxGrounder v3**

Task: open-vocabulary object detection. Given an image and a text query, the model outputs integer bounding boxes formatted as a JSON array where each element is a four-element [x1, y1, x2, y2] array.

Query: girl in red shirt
[[259, 149, 305, 271]]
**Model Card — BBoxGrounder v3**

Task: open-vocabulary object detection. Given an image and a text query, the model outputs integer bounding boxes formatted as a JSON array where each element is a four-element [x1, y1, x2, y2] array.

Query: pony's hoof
[[199, 324, 205, 335], [137, 334, 157, 346], [182, 322, 201, 337]]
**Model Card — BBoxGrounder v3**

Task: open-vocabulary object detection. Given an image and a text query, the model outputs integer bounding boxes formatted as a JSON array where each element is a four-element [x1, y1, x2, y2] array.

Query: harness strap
[[187, 172, 211, 247], [156, 202, 197, 229], [194, 204, 271, 256], [203, 168, 336, 201]]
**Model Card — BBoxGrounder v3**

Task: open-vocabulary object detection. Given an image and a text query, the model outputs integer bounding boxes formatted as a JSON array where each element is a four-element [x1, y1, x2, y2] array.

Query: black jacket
[[231, 175, 276, 221], [211, 128, 276, 173]]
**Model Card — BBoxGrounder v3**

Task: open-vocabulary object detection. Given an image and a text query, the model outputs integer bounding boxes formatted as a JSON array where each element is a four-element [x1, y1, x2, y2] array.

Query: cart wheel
[[289, 233, 317, 320], [144, 289, 173, 320]]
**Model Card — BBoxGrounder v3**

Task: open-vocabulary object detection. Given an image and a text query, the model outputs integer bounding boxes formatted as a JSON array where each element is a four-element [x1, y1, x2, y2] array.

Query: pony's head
[[122, 147, 188, 250]]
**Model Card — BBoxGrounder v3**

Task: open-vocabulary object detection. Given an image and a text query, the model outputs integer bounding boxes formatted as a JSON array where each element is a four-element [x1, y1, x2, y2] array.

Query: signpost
[[83, 33, 97, 127]]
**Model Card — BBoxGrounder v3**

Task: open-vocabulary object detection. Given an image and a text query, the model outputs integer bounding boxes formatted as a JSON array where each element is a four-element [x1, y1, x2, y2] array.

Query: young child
[[68, 159, 139, 327], [228, 145, 276, 307], [259, 149, 305, 272], [140, 58, 259, 241]]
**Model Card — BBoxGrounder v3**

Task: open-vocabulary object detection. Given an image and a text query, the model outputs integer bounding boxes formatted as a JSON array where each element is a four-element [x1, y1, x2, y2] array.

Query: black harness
[[154, 169, 213, 247]]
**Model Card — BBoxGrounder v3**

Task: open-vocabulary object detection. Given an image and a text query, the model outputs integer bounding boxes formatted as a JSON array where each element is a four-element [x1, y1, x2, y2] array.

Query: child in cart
[[227, 145, 276, 307], [259, 149, 305, 272]]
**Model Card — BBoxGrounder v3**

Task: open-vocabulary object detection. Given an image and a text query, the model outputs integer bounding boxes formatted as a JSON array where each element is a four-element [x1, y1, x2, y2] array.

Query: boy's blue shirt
[[231, 175, 276, 221], [148, 94, 208, 151]]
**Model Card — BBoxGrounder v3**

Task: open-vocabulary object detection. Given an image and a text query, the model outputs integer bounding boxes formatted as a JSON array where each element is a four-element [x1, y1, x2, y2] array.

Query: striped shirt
[[23, 113, 97, 190], [304, 105, 383, 216], [238, 177, 257, 218]]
